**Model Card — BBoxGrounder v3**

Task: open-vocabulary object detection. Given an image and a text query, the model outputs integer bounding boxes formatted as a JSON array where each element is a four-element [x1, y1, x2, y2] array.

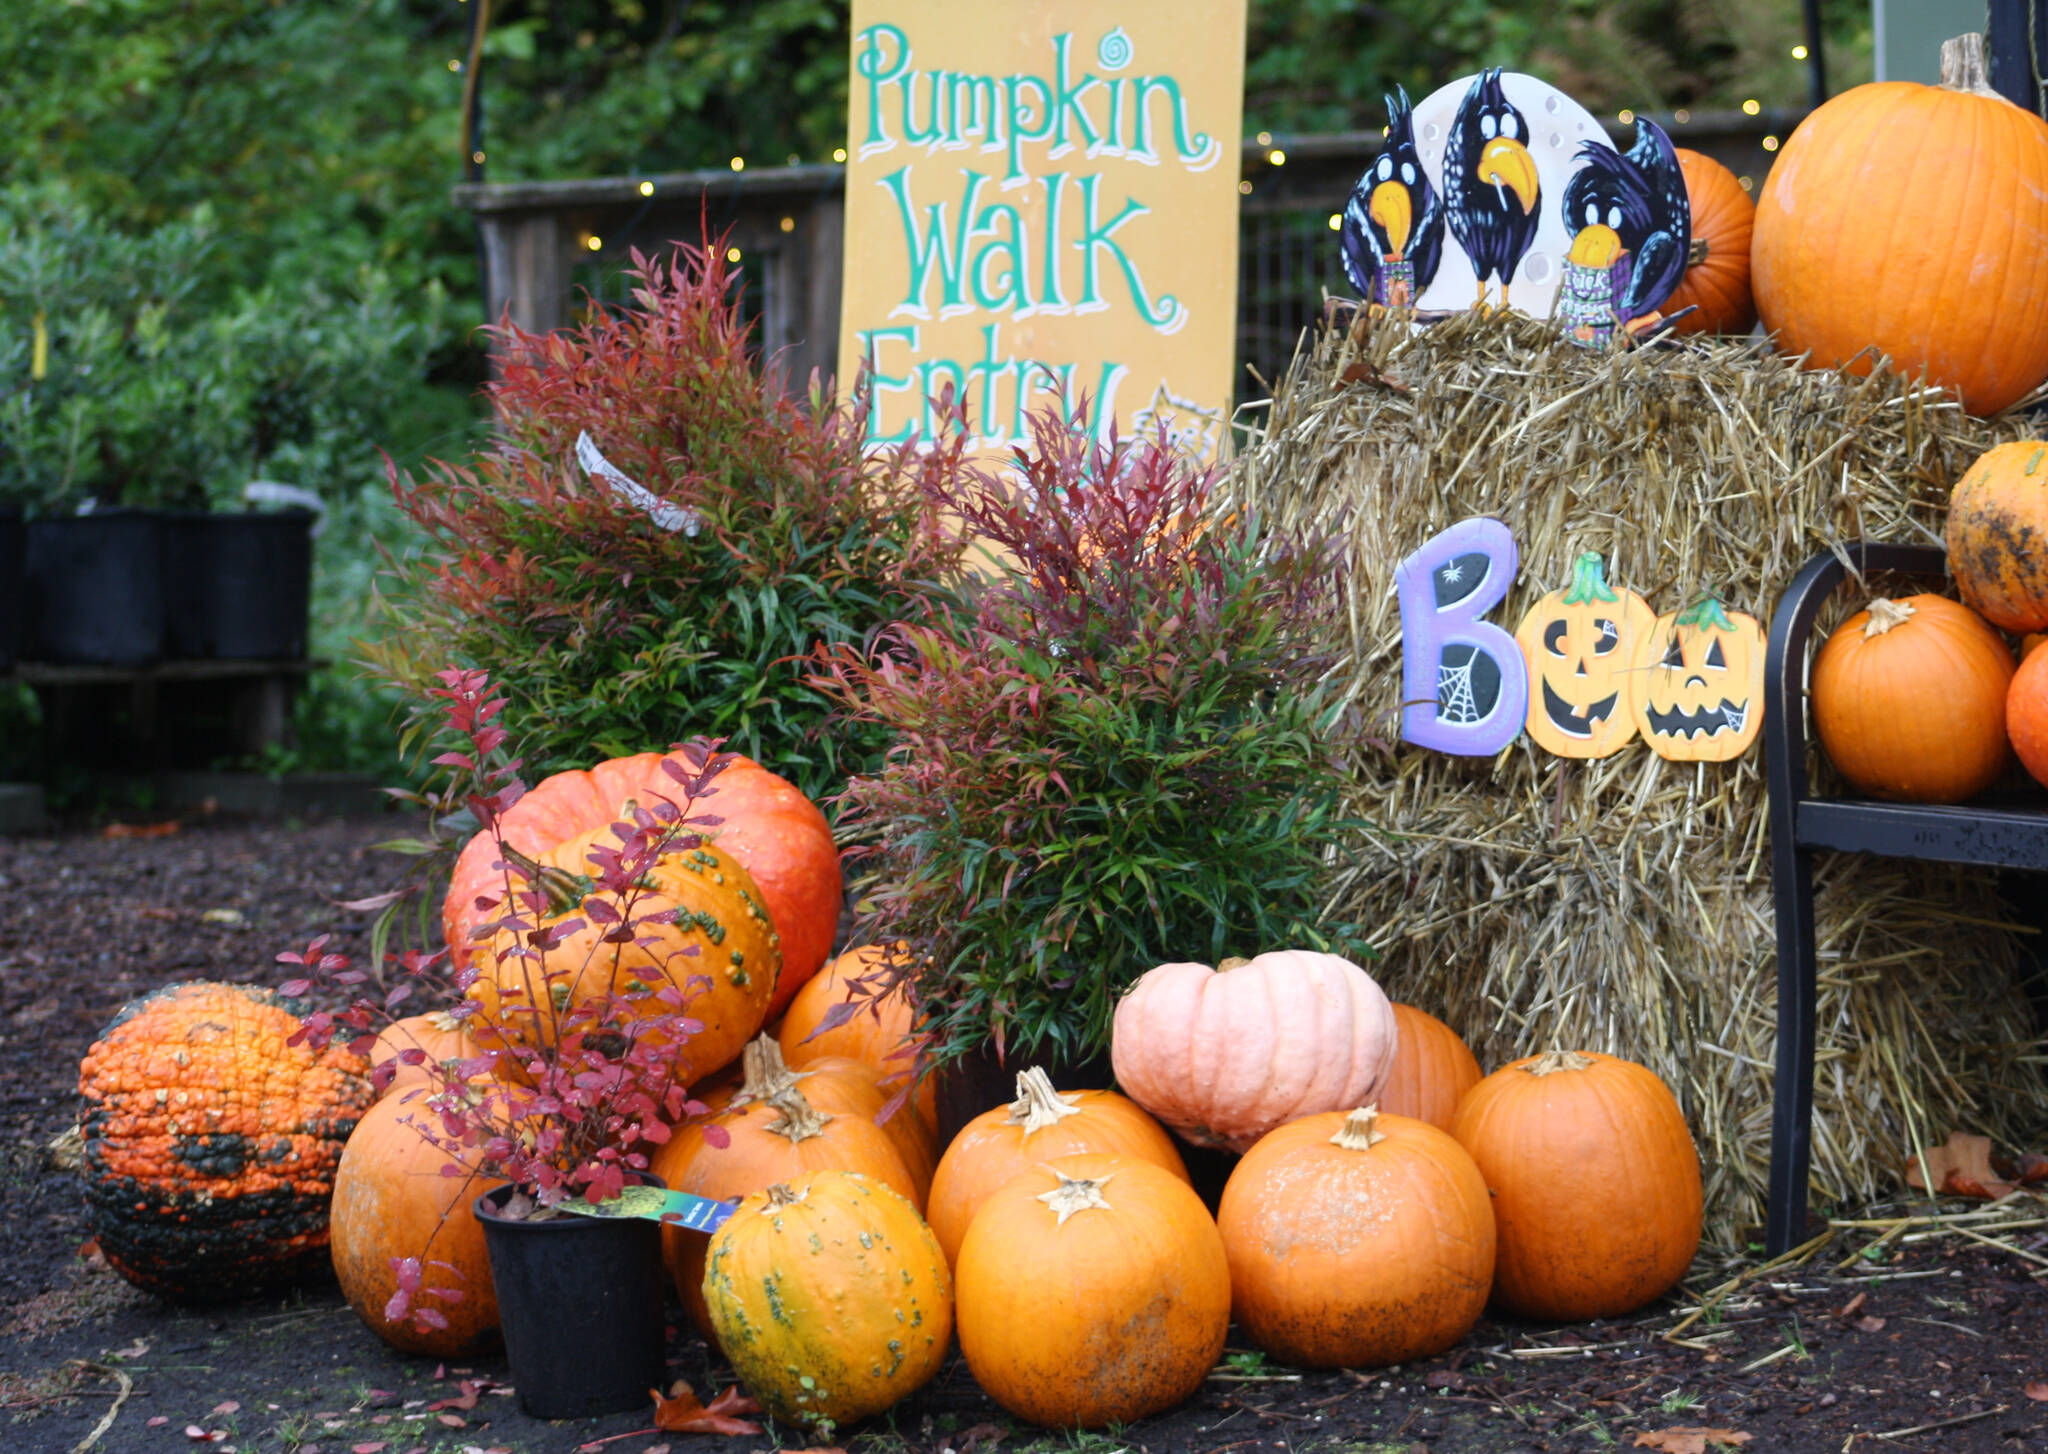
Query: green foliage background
[[0, 0, 1873, 781]]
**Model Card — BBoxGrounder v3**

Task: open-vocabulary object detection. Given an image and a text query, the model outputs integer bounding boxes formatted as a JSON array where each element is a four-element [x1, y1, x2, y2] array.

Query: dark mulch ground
[[3, 818, 2047, 1454]]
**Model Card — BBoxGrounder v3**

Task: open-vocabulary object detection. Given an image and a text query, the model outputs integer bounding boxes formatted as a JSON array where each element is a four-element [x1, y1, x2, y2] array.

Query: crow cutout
[[1340, 87, 1445, 308], [1440, 69, 1542, 310], [1556, 117, 1691, 343]]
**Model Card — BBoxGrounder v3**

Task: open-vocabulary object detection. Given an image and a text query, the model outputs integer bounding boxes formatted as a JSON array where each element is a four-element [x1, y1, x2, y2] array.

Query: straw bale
[[1232, 308, 2047, 1242]]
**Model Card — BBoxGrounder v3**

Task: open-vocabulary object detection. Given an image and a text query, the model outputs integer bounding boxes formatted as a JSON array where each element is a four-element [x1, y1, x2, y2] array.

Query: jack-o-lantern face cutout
[[1626, 595, 1766, 761], [1515, 551, 1656, 757]]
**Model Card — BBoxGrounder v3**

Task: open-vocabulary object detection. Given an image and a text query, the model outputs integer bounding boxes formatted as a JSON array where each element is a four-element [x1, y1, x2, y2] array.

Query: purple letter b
[[1395, 517, 1528, 756]]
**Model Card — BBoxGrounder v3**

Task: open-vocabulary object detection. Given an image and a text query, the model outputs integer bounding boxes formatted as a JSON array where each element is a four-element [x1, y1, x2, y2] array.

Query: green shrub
[[372, 241, 969, 801]]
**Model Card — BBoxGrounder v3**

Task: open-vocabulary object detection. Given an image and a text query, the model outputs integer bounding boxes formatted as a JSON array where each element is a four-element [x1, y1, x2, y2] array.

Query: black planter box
[[0, 507, 23, 672], [164, 509, 315, 660], [24, 511, 167, 667]]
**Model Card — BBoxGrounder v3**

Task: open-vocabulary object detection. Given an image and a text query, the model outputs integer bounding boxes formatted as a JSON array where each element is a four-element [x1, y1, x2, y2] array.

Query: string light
[[726, 246, 743, 263], [730, 156, 745, 172], [1618, 108, 1634, 124], [1268, 148, 1286, 165], [447, 58, 462, 71], [1327, 213, 1342, 231], [587, 235, 604, 251], [779, 216, 796, 233], [1238, 179, 1253, 195], [1738, 175, 1754, 191], [832, 147, 847, 163], [471, 150, 485, 165], [1742, 98, 1761, 115], [1762, 135, 1780, 152], [1255, 130, 1272, 146], [1674, 108, 1691, 123], [1792, 44, 1810, 60], [639, 180, 655, 197], [787, 153, 800, 165]]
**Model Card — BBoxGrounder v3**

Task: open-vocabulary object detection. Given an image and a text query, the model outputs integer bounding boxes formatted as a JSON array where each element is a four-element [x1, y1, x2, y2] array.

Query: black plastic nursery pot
[[473, 1180, 668, 1421], [162, 508, 315, 660], [24, 510, 166, 666], [0, 506, 23, 672]]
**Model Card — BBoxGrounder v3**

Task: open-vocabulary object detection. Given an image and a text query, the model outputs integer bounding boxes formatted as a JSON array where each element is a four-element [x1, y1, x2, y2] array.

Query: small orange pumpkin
[[780, 945, 935, 1136], [1664, 149, 1756, 336], [2009, 642, 2048, 788], [1217, 1106, 1494, 1368], [1515, 552, 1657, 757], [1752, 34, 2048, 416], [954, 1153, 1230, 1428], [1376, 1005, 1483, 1131], [1947, 440, 2048, 633], [1452, 1050, 1702, 1321], [368, 1010, 478, 1096], [78, 982, 374, 1301], [926, 1067, 1188, 1266], [330, 1091, 499, 1356], [1811, 595, 2014, 802]]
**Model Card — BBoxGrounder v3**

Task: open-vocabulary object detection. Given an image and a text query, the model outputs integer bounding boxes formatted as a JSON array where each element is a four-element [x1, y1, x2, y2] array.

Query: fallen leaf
[[642, 1447, 671, 1454], [427, 1381, 482, 1412], [1855, 1315, 1887, 1333], [352, 1444, 389, 1454], [650, 1381, 763, 1436], [436, 1414, 467, 1429], [211, 1400, 241, 1415], [956, 1422, 1007, 1453], [147, 1416, 169, 1428], [2025, 1380, 2048, 1402], [1633, 1430, 1752, 1454], [1836, 1291, 1867, 1319], [200, 907, 247, 926], [1905, 1131, 2015, 1200], [103, 820, 181, 839], [2017, 1152, 2048, 1184]]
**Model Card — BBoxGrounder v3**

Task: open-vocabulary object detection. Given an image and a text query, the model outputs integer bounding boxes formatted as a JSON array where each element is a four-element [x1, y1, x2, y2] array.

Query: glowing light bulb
[[1792, 44, 1809, 60], [1238, 179, 1253, 195], [727, 246, 743, 263], [1762, 135, 1780, 152], [639, 180, 655, 196], [832, 147, 847, 163], [586, 235, 603, 251], [1742, 98, 1761, 116], [471, 150, 485, 165], [1327, 214, 1342, 231], [1674, 108, 1691, 123], [447, 58, 461, 72], [1618, 108, 1634, 124], [730, 156, 745, 171], [779, 216, 796, 232], [1256, 130, 1272, 146], [1268, 148, 1286, 165]]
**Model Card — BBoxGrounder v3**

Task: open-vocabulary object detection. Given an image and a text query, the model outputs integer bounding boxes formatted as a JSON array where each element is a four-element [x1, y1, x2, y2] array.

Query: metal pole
[[460, 0, 494, 321], [1987, 0, 2048, 114], [1800, 0, 1829, 107]]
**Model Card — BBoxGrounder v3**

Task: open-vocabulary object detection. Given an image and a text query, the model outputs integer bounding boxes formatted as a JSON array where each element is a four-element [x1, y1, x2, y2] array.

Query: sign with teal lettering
[[837, 1, 1248, 459]]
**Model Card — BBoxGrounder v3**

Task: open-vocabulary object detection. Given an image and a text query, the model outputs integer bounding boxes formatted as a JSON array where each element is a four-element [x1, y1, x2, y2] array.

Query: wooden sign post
[[837, 1, 1247, 459]]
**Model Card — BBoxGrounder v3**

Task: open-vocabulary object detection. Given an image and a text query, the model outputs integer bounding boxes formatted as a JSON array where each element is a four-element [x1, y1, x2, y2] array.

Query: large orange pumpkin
[[1376, 1005, 1484, 1131], [1811, 595, 2014, 803], [444, 751, 839, 1015], [1216, 1107, 1494, 1368], [1451, 1050, 1702, 1321], [1664, 149, 1756, 336], [1110, 950, 1398, 1151], [1947, 440, 2048, 632], [954, 1153, 1230, 1428], [780, 945, 935, 1136], [330, 1092, 499, 1356], [467, 820, 779, 1086], [650, 1067, 925, 1335], [703, 1172, 952, 1433], [78, 983, 374, 1301], [1752, 34, 2048, 416], [2010, 643, 2048, 788], [926, 1067, 1187, 1266]]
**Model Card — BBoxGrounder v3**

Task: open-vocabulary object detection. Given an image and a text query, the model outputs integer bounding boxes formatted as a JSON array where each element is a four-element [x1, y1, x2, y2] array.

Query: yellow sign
[[837, 1, 1247, 460]]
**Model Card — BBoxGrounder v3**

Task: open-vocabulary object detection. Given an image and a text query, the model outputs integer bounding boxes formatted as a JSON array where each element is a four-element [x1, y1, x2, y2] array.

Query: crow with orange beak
[[1442, 69, 1542, 310], [1556, 118, 1690, 344], [1340, 86, 1444, 308]]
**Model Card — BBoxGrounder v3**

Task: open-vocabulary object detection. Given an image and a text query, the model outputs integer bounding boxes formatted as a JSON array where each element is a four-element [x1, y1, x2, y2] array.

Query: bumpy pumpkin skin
[[78, 982, 374, 1302], [1515, 553, 1657, 758], [926, 1068, 1188, 1266], [1376, 1005, 1484, 1131], [703, 1172, 952, 1432], [1452, 1050, 1702, 1321], [1217, 1108, 1495, 1368], [1810, 595, 2014, 803], [1110, 951, 1398, 1152], [954, 1153, 1231, 1429], [444, 752, 839, 1011], [1664, 150, 1756, 336], [469, 822, 780, 1087], [330, 1092, 499, 1356], [1752, 39, 2048, 416], [1947, 440, 2048, 633]]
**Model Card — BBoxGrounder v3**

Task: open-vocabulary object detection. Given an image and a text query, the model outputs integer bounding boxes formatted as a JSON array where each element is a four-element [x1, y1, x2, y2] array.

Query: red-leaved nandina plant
[[285, 667, 734, 1333], [366, 236, 971, 802], [813, 404, 1364, 1074]]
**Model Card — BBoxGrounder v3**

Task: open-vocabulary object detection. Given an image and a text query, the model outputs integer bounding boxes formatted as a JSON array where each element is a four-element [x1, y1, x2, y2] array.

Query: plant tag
[[575, 431, 701, 536], [558, 1186, 736, 1232]]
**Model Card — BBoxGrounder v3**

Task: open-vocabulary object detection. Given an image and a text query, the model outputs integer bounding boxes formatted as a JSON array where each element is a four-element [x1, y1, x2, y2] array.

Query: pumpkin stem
[[1559, 552, 1622, 606], [1217, 956, 1253, 972], [1524, 1049, 1597, 1075], [1675, 596, 1738, 633], [1330, 1105, 1389, 1150], [1940, 34, 2004, 100], [1863, 598, 1917, 638], [498, 843, 587, 916], [765, 1085, 832, 1143], [764, 1182, 804, 1209], [1037, 1172, 1116, 1225], [1008, 1067, 1083, 1134], [732, 1035, 801, 1108]]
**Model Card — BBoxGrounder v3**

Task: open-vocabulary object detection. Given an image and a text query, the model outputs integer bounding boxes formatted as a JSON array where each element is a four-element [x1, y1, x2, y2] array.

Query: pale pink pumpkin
[[1109, 951, 1400, 1151]]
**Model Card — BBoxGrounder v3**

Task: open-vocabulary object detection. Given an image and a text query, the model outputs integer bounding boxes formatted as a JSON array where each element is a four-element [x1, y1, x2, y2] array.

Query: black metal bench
[[1763, 540, 2048, 1255]]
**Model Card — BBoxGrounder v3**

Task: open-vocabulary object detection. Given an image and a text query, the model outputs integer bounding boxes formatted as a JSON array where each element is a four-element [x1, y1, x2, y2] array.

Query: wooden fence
[[454, 112, 1801, 400]]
